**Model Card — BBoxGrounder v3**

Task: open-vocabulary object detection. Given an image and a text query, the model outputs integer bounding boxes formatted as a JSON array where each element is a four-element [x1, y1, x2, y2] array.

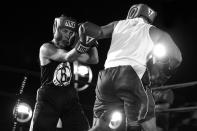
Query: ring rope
[[152, 81, 197, 91], [157, 106, 197, 113]]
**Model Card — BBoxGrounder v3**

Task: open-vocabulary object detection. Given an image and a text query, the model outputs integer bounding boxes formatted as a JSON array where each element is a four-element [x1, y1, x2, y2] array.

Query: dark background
[[1, 0, 197, 130]]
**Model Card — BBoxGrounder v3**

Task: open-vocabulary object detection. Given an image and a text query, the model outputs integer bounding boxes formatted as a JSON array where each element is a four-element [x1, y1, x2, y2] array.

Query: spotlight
[[13, 102, 33, 123], [109, 111, 123, 129], [75, 65, 89, 77], [153, 44, 167, 59], [73, 61, 93, 91]]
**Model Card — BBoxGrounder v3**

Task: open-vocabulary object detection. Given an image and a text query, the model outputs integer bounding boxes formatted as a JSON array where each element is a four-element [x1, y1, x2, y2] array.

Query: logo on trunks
[[64, 20, 76, 29], [53, 62, 72, 86]]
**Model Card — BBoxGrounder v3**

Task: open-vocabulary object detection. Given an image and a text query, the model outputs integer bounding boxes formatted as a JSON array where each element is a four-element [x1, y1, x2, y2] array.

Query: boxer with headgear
[[29, 14, 99, 131], [53, 15, 79, 49], [82, 3, 182, 131]]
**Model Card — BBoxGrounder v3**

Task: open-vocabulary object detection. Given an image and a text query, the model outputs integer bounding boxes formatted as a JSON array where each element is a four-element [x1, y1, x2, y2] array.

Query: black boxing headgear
[[53, 15, 79, 49], [127, 4, 157, 23], [53, 15, 78, 35]]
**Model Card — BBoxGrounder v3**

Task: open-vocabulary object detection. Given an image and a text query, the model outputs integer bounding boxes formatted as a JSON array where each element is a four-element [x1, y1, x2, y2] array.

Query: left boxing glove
[[75, 24, 96, 53]]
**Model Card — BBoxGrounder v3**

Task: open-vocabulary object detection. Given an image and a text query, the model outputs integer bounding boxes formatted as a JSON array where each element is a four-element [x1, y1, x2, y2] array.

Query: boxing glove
[[82, 21, 102, 38], [75, 23, 97, 53]]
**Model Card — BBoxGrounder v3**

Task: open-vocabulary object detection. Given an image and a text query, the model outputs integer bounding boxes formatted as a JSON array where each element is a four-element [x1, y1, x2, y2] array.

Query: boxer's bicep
[[156, 32, 182, 65], [100, 21, 117, 38]]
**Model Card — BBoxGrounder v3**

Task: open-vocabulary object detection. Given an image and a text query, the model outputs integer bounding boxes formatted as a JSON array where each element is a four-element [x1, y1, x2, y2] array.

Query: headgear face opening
[[126, 4, 157, 23], [53, 15, 78, 47]]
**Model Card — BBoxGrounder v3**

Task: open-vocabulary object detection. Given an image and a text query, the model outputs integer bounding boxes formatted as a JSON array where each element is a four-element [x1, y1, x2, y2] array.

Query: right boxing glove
[[82, 21, 102, 38], [75, 24, 96, 53]]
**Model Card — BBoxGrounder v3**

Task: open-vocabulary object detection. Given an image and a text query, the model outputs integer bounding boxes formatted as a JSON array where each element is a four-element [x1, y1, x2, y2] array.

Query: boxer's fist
[[75, 24, 96, 53], [79, 24, 96, 45], [82, 21, 102, 39]]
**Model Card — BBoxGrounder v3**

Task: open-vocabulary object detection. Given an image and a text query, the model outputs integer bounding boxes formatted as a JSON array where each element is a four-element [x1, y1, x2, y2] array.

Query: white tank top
[[104, 18, 154, 79]]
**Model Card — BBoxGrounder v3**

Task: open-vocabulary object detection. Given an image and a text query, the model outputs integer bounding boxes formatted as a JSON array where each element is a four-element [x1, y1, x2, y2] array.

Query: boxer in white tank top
[[105, 18, 154, 79], [79, 3, 182, 131]]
